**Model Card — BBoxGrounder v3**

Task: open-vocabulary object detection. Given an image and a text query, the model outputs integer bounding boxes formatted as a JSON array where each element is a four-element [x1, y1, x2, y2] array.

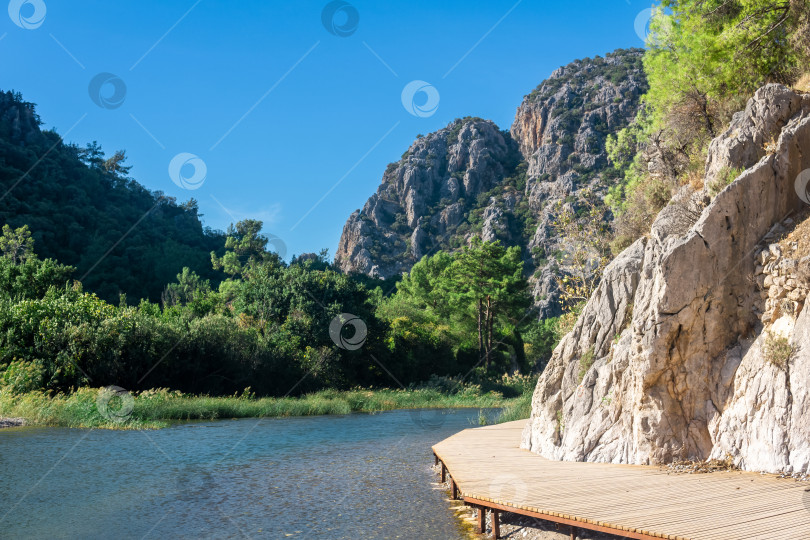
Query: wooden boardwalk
[[431, 420, 810, 539]]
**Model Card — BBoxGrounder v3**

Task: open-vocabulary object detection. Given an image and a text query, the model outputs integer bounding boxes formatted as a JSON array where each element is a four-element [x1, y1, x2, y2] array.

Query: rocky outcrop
[[0, 417, 25, 428], [336, 49, 647, 319], [521, 84, 810, 473], [335, 119, 520, 278], [754, 229, 810, 326], [0, 92, 42, 146], [512, 50, 646, 180], [707, 227, 810, 471], [511, 49, 647, 316]]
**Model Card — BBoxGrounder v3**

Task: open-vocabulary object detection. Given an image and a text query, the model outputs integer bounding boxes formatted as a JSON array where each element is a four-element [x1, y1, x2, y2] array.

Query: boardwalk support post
[[451, 479, 459, 500], [570, 525, 577, 539], [434, 453, 438, 466], [441, 462, 446, 483], [492, 509, 500, 539], [477, 506, 486, 534]]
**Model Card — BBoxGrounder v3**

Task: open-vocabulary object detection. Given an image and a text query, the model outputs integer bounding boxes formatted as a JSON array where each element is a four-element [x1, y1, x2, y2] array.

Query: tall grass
[[0, 384, 526, 430], [0, 388, 161, 429], [0, 373, 539, 430], [494, 391, 534, 424]]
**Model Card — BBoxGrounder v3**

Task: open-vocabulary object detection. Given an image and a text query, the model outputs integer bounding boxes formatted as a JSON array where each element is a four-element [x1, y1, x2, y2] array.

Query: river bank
[[0, 377, 535, 430]]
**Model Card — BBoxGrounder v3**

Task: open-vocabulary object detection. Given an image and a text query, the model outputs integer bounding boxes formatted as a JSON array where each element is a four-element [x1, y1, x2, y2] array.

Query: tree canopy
[[644, 0, 810, 132], [0, 91, 227, 304], [382, 237, 536, 373]]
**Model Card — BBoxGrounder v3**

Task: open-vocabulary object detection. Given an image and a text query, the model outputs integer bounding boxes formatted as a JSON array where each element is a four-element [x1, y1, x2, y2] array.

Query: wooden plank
[[432, 420, 810, 540]]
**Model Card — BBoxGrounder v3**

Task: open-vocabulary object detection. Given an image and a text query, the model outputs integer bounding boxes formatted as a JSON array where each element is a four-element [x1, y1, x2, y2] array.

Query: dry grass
[[778, 209, 810, 260], [763, 135, 779, 155], [793, 72, 810, 94], [684, 168, 705, 192], [664, 455, 739, 474]]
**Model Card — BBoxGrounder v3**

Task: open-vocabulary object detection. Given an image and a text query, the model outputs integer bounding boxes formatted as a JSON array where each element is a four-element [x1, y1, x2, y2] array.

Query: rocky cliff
[[335, 118, 521, 278], [521, 84, 810, 473], [511, 49, 647, 316], [336, 49, 647, 317]]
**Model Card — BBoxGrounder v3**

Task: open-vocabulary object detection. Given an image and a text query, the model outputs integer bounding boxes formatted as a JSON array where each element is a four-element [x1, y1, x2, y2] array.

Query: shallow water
[[0, 409, 496, 539]]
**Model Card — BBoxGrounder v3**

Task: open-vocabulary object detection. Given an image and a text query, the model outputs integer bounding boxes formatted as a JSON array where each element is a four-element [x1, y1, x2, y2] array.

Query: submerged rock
[[0, 417, 26, 428]]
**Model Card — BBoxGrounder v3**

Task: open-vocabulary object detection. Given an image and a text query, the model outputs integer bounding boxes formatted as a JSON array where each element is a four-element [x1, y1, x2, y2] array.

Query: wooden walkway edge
[[431, 420, 810, 540]]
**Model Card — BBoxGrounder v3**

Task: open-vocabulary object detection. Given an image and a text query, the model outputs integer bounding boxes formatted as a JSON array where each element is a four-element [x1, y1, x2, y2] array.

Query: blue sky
[[1, 0, 654, 259]]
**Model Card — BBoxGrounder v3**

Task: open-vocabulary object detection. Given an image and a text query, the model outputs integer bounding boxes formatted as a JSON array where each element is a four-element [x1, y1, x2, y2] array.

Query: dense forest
[[0, 84, 557, 399], [0, 90, 226, 303], [0, 219, 554, 397], [1, 0, 809, 404]]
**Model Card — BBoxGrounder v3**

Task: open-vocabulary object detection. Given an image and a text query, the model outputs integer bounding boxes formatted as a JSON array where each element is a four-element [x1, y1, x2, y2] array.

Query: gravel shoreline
[[430, 463, 627, 540], [0, 417, 26, 429]]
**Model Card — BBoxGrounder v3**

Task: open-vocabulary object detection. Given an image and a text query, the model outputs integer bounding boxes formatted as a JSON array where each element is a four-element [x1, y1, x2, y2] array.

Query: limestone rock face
[[336, 49, 646, 320], [511, 51, 646, 180], [511, 49, 647, 317], [522, 84, 810, 473], [334, 119, 519, 278]]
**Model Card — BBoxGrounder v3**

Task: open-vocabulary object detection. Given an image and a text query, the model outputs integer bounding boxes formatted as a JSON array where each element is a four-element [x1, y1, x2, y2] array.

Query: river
[[0, 408, 496, 539]]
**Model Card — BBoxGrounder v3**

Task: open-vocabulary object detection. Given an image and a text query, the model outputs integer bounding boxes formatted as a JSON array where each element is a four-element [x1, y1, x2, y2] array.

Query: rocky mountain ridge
[[521, 84, 810, 473], [335, 49, 647, 317], [335, 118, 520, 278]]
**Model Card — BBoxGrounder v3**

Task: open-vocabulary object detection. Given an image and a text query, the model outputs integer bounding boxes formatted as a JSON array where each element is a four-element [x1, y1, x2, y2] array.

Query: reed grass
[[0, 383, 532, 430], [492, 390, 534, 424]]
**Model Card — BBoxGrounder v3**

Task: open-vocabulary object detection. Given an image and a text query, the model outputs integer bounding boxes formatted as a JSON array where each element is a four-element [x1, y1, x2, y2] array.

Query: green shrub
[[556, 409, 565, 433], [0, 358, 46, 394], [577, 347, 595, 382], [708, 166, 744, 197], [556, 301, 585, 337], [764, 333, 794, 369], [523, 318, 560, 371]]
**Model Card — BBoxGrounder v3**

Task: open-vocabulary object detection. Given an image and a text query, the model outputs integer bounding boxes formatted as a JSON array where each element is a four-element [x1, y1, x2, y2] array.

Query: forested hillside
[[0, 86, 557, 403], [0, 91, 225, 303]]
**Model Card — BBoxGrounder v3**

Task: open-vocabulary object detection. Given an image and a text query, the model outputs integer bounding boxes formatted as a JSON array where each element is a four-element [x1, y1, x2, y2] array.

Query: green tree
[[0, 257, 74, 300], [381, 240, 533, 373], [393, 251, 455, 320], [77, 141, 105, 169], [449, 237, 531, 368], [644, 1, 810, 134], [551, 194, 610, 307], [162, 267, 212, 308], [103, 150, 132, 177], [0, 224, 35, 264], [211, 219, 277, 278], [0, 92, 227, 304]]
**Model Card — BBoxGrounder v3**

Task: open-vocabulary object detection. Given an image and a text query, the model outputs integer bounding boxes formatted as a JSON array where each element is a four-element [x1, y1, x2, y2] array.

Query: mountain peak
[[335, 49, 647, 318]]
